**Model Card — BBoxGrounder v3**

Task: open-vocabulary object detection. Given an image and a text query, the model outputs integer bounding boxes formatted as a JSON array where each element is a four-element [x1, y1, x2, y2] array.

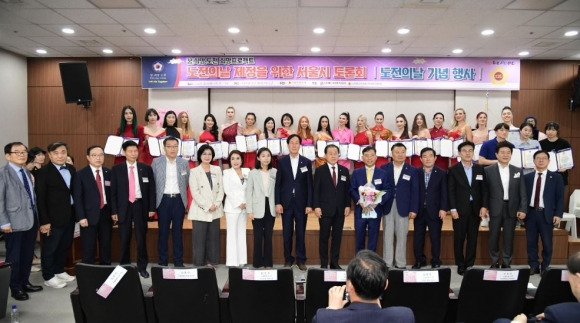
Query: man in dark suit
[[482, 141, 527, 268], [275, 134, 313, 271], [35, 141, 76, 288], [380, 143, 419, 269], [72, 145, 112, 265], [349, 146, 391, 254], [110, 140, 156, 278], [413, 147, 448, 269], [0, 142, 43, 301], [313, 144, 350, 269], [524, 150, 564, 274], [448, 141, 488, 275], [312, 250, 414, 323], [151, 137, 189, 267]]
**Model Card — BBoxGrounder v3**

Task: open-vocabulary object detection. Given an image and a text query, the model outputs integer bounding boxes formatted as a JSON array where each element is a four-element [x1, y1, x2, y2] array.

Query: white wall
[[0, 49, 28, 167]]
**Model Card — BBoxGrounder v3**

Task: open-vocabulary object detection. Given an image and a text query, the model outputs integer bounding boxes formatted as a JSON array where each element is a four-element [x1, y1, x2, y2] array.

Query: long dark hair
[[263, 117, 275, 139], [163, 110, 180, 138], [317, 115, 331, 135], [119, 105, 138, 137], [411, 113, 428, 136], [396, 114, 410, 139], [340, 112, 351, 129], [203, 113, 219, 140]]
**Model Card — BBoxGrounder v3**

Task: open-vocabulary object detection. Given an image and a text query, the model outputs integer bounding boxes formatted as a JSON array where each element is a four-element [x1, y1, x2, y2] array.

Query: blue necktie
[[20, 168, 36, 216]]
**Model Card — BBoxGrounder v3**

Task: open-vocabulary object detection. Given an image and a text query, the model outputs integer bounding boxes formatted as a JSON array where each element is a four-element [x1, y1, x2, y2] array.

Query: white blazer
[[245, 168, 277, 219], [188, 164, 224, 222], [223, 167, 250, 214]]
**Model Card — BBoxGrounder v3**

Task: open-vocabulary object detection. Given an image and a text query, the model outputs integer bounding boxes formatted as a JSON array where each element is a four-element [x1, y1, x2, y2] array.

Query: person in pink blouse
[[331, 112, 354, 170]]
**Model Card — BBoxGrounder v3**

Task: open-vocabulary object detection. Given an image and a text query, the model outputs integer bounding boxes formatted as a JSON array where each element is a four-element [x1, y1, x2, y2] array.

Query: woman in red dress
[[276, 113, 295, 140], [140, 108, 165, 165], [114, 105, 144, 165], [410, 113, 431, 167], [241, 112, 261, 169], [353, 115, 373, 169], [371, 111, 392, 168], [392, 114, 411, 164], [448, 108, 474, 166], [430, 112, 449, 170], [199, 113, 220, 166], [220, 106, 241, 169]]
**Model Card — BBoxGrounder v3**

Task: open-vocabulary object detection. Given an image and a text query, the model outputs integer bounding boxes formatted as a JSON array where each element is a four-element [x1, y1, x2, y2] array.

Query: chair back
[[75, 263, 148, 323], [532, 267, 576, 315], [381, 268, 451, 323], [457, 268, 529, 323], [569, 189, 580, 215], [228, 267, 295, 323], [305, 268, 347, 323], [151, 266, 220, 323]]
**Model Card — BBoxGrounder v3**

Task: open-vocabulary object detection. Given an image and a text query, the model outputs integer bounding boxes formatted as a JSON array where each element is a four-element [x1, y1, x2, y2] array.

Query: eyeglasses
[[164, 146, 179, 149], [460, 150, 474, 153], [9, 151, 28, 156], [90, 154, 105, 158]]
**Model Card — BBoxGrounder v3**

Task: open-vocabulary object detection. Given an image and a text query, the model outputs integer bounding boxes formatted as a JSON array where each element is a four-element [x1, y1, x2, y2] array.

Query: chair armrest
[[70, 288, 86, 323], [144, 286, 156, 323]]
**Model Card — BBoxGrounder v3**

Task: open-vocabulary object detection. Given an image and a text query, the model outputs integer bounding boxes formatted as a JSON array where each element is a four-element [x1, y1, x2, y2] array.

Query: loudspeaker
[[59, 61, 92, 108]]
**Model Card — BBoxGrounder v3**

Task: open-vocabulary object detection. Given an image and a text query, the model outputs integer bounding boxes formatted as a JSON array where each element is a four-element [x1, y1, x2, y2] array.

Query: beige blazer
[[245, 168, 277, 219], [188, 164, 224, 222]]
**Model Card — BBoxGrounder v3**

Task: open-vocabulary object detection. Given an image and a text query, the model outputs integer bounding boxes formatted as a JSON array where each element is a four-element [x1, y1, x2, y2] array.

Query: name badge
[[300, 166, 308, 173], [142, 177, 149, 183], [402, 174, 411, 181], [211, 173, 217, 178], [476, 175, 483, 181], [104, 180, 111, 186], [180, 171, 187, 176], [374, 179, 382, 185], [341, 175, 347, 181]]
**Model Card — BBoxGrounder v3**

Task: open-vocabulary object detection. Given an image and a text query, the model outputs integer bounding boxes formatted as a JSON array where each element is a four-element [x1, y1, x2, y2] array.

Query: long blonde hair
[[451, 108, 466, 129], [357, 114, 370, 131], [177, 111, 194, 138]]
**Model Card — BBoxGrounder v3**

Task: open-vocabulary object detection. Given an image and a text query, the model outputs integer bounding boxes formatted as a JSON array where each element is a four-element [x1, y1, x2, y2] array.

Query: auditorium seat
[[531, 267, 576, 316], [228, 267, 295, 323], [381, 267, 451, 323], [457, 268, 529, 323], [71, 263, 151, 323], [304, 268, 347, 323], [149, 266, 220, 323]]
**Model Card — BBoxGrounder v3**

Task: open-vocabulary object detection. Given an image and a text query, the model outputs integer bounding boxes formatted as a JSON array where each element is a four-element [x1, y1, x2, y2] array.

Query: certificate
[[339, 144, 349, 160], [488, 129, 496, 140], [245, 134, 258, 152], [316, 140, 326, 158], [220, 141, 230, 158], [507, 130, 520, 144], [280, 140, 289, 155], [548, 151, 558, 172], [556, 148, 574, 170], [401, 139, 413, 157], [452, 138, 464, 157], [300, 145, 316, 161], [521, 148, 538, 169], [235, 135, 248, 152], [509, 148, 522, 168], [413, 139, 431, 156], [431, 138, 442, 155], [268, 138, 281, 156], [347, 144, 361, 161], [228, 143, 237, 156], [257, 139, 267, 149], [375, 140, 389, 157], [181, 139, 197, 160], [439, 139, 453, 157], [473, 143, 482, 161], [147, 137, 162, 157], [104, 135, 124, 156]]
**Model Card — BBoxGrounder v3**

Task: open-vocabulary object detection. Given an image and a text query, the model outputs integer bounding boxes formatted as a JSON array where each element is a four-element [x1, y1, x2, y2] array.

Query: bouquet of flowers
[[358, 183, 386, 218]]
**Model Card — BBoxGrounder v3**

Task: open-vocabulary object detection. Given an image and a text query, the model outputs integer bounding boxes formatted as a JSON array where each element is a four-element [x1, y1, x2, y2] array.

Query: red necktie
[[533, 172, 542, 208], [332, 166, 337, 187], [96, 169, 105, 209], [129, 166, 136, 203]]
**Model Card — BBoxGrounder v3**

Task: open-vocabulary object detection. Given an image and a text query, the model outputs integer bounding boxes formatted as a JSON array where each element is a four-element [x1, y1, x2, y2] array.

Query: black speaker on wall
[[59, 61, 92, 108]]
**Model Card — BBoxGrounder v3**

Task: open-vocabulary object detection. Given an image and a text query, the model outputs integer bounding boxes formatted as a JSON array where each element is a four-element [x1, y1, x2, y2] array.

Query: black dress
[[540, 137, 571, 185]]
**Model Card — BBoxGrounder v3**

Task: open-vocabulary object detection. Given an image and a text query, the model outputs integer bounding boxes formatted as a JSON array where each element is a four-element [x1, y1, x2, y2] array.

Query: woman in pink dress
[[448, 108, 473, 166], [331, 112, 354, 170], [114, 105, 144, 165], [353, 115, 373, 169], [472, 112, 489, 145], [314, 115, 333, 168], [410, 113, 431, 167], [296, 116, 314, 145], [140, 108, 166, 165], [220, 106, 241, 169], [430, 112, 449, 170], [371, 111, 393, 168], [242, 112, 261, 169], [199, 113, 220, 166]]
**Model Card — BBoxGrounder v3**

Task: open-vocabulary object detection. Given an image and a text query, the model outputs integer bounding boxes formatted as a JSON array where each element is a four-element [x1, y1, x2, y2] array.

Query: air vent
[[76, 39, 104, 46], [207, 0, 231, 4]]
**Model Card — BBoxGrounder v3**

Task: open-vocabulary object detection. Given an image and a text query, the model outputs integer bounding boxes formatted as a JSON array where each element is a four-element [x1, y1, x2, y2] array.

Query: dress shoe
[[490, 263, 500, 269], [320, 264, 328, 269], [139, 269, 150, 278], [297, 263, 307, 271], [158, 262, 168, 266], [457, 266, 466, 276], [174, 263, 184, 268], [412, 261, 426, 269], [431, 264, 441, 269], [529, 267, 541, 275], [501, 264, 511, 269], [284, 262, 293, 267], [11, 290, 29, 301], [330, 263, 342, 270], [23, 283, 43, 293], [394, 266, 406, 269]]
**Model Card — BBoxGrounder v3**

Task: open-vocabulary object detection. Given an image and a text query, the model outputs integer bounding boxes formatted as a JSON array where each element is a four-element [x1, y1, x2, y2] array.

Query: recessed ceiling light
[[36, 49, 47, 54], [381, 48, 392, 53], [228, 27, 240, 34], [518, 51, 529, 56], [397, 28, 410, 35], [313, 27, 325, 34], [564, 30, 578, 37], [171, 49, 181, 54], [239, 46, 249, 52], [481, 29, 494, 36], [62, 28, 75, 34], [102, 49, 113, 54], [144, 28, 156, 34], [311, 47, 321, 53], [452, 48, 463, 54]]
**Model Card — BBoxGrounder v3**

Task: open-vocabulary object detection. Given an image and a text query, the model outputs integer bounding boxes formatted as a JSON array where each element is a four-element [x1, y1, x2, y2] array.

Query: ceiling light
[[518, 51, 529, 56], [102, 49, 113, 54], [397, 28, 410, 35], [452, 48, 463, 54], [36, 49, 47, 54], [381, 48, 392, 53], [239, 46, 249, 52], [481, 29, 494, 36], [228, 27, 240, 34], [311, 47, 321, 53], [62, 28, 75, 34], [171, 49, 181, 54], [313, 27, 325, 34], [564, 30, 578, 37], [144, 28, 156, 34]]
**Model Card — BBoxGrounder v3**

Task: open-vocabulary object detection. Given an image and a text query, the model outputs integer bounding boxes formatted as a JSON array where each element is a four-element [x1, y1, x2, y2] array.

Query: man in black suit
[[110, 140, 156, 278], [275, 134, 313, 271], [313, 144, 350, 269], [35, 141, 76, 288], [413, 147, 448, 269], [72, 145, 112, 265], [447, 141, 488, 275]]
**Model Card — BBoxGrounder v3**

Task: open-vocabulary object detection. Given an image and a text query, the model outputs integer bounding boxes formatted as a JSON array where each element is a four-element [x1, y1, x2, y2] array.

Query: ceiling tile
[[82, 24, 137, 37], [102, 9, 162, 24], [249, 7, 297, 24], [27, 36, 78, 47], [37, 0, 96, 9], [102, 36, 150, 46], [150, 8, 205, 24], [525, 11, 580, 26], [40, 24, 95, 37], [123, 23, 175, 37], [0, 24, 56, 37], [12, 8, 72, 24], [55, 9, 117, 24]]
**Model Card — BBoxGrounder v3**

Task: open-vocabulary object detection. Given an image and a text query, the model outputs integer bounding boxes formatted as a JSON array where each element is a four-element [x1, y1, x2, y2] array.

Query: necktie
[[332, 166, 337, 187], [533, 172, 542, 208], [20, 169, 35, 215], [129, 166, 136, 203], [96, 169, 105, 209], [366, 168, 372, 183]]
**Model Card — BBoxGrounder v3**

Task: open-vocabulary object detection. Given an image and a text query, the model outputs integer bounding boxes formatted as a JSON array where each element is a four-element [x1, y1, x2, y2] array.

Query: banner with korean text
[[142, 56, 519, 91]]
